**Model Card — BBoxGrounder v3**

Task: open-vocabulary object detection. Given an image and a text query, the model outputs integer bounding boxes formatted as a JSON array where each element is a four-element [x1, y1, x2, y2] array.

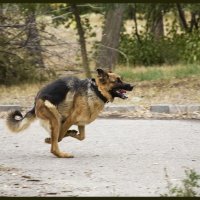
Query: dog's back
[[36, 76, 85, 106], [35, 76, 104, 124]]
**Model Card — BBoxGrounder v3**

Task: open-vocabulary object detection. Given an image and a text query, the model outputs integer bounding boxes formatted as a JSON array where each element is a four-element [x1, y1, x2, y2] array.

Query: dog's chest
[[75, 95, 104, 125], [57, 91, 75, 117], [58, 89, 105, 125]]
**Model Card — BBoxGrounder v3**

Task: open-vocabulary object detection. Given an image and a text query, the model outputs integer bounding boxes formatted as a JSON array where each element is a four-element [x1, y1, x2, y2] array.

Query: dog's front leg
[[66, 125, 85, 141]]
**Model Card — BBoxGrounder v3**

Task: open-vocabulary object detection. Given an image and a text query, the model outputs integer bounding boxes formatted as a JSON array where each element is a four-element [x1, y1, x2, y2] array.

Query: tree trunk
[[133, 4, 141, 43], [25, 8, 45, 68], [71, 4, 91, 78], [96, 4, 125, 71], [176, 3, 188, 32], [0, 4, 4, 24], [189, 11, 198, 32], [149, 5, 164, 40]]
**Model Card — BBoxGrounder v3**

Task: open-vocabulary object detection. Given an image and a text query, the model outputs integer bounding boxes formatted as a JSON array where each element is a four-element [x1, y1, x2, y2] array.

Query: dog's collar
[[89, 78, 109, 103]]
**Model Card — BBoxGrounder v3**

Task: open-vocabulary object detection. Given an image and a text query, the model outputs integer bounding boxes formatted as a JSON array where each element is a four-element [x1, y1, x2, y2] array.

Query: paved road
[[0, 119, 200, 197]]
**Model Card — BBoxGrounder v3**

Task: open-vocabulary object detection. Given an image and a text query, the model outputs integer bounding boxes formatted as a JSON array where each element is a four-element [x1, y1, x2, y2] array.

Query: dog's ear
[[96, 68, 108, 83]]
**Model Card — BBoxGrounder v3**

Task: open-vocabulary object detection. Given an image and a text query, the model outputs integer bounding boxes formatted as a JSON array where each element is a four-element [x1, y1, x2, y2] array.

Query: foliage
[[119, 33, 175, 66], [0, 4, 52, 85], [51, 3, 97, 39], [162, 168, 200, 197], [2, 3, 200, 83], [118, 3, 200, 66], [0, 39, 49, 85], [119, 30, 200, 66], [182, 31, 200, 63], [0, 54, 46, 85]]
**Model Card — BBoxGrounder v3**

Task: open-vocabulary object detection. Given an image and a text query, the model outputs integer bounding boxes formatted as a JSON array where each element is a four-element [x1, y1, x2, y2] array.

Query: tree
[[96, 3, 125, 71], [23, 5, 45, 68], [70, 3, 91, 78], [176, 3, 188, 32], [146, 4, 164, 40], [176, 3, 200, 33], [0, 3, 48, 84]]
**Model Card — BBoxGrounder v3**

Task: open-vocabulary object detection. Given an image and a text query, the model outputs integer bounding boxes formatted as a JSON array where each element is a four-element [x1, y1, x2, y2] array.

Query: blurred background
[[1, 3, 200, 112]]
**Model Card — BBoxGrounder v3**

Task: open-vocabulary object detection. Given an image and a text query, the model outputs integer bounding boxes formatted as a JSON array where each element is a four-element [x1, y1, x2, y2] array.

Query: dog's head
[[95, 68, 134, 102]]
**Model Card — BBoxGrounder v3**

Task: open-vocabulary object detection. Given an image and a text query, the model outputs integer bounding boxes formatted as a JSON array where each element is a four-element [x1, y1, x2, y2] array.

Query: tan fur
[[6, 70, 129, 158], [95, 72, 121, 102], [41, 72, 121, 158]]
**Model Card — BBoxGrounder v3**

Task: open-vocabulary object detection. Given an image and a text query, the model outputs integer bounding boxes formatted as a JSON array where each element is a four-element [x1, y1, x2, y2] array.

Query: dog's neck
[[90, 78, 110, 103]]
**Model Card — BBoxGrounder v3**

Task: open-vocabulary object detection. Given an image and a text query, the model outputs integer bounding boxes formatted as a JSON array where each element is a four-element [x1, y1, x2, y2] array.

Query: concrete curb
[[104, 105, 142, 112], [1, 104, 200, 114], [0, 105, 21, 112], [150, 104, 200, 114]]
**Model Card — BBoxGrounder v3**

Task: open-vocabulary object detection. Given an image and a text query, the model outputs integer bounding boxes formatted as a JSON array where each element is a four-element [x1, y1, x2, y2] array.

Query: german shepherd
[[6, 68, 134, 158]]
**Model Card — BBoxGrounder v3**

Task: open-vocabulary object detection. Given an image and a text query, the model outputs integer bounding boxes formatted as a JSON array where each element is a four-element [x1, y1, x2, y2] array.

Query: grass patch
[[116, 64, 200, 82], [173, 64, 200, 79]]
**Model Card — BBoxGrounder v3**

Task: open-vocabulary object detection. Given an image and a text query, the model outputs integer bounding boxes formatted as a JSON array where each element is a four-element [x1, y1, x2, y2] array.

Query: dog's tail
[[6, 107, 36, 133]]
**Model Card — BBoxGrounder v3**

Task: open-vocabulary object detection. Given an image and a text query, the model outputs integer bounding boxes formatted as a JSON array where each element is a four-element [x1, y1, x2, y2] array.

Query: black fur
[[37, 77, 92, 105], [34, 75, 133, 109], [90, 79, 108, 103], [24, 107, 36, 118], [8, 110, 23, 121], [36, 79, 70, 106]]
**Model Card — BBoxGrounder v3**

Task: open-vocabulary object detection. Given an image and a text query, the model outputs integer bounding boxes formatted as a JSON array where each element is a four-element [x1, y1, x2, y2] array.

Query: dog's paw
[[45, 137, 51, 144], [65, 130, 78, 137], [58, 152, 74, 158]]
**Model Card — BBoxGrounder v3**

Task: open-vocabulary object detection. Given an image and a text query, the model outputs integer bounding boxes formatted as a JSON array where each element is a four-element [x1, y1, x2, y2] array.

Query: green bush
[[182, 31, 200, 64], [0, 51, 48, 85], [119, 33, 165, 66], [119, 31, 200, 66], [0, 31, 54, 85]]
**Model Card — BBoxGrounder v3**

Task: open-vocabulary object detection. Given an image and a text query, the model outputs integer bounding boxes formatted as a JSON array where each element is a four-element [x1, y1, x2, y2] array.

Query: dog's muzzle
[[110, 83, 134, 99]]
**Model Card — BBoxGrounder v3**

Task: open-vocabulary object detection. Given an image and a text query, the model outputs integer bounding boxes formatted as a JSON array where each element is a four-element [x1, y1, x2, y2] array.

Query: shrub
[[162, 168, 200, 197], [0, 51, 48, 85], [119, 31, 200, 66]]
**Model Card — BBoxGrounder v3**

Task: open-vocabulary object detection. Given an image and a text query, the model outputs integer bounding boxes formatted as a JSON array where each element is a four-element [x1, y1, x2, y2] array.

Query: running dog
[[6, 68, 134, 158]]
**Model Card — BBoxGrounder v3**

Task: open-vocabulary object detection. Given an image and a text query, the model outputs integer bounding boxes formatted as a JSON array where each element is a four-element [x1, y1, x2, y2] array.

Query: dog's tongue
[[119, 89, 128, 99], [119, 89, 126, 94]]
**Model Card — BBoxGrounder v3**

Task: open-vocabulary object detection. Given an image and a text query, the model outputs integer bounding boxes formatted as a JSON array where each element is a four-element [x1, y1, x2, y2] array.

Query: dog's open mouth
[[110, 88, 131, 99], [115, 89, 128, 99], [110, 84, 134, 99]]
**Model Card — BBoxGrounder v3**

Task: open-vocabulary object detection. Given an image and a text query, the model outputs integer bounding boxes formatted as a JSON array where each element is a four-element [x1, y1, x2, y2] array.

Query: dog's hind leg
[[36, 99, 73, 158]]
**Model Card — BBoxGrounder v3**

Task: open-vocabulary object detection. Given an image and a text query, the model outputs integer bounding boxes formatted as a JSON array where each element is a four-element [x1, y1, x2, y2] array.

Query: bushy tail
[[6, 107, 36, 133]]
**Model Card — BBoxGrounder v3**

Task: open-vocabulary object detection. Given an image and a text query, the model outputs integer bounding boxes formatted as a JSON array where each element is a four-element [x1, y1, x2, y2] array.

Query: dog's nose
[[129, 85, 134, 91], [130, 85, 135, 90], [126, 84, 135, 91]]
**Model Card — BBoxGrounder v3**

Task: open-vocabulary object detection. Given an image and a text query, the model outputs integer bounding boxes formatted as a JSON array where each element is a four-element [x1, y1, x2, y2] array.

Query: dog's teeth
[[15, 116, 22, 120]]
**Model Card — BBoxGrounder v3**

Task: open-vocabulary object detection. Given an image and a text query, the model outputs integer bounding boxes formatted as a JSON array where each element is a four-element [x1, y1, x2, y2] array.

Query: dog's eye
[[116, 78, 122, 83], [110, 78, 122, 83]]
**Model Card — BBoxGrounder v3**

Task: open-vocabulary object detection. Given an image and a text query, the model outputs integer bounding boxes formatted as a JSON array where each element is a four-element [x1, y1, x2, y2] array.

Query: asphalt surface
[[0, 119, 200, 197]]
